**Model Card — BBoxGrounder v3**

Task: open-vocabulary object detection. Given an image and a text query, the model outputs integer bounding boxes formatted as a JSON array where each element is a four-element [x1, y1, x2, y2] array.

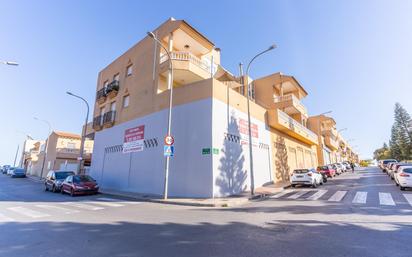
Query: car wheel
[[400, 186, 406, 191], [291, 184, 296, 188], [312, 182, 318, 188], [70, 188, 75, 197]]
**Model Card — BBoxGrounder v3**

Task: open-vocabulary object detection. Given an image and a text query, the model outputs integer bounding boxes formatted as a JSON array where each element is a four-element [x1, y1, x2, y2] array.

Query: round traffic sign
[[164, 135, 174, 145]]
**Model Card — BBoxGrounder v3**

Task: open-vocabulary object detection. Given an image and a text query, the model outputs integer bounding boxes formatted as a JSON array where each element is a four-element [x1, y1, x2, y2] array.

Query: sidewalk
[[26, 174, 44, 183], [102, 181, 289, 208]]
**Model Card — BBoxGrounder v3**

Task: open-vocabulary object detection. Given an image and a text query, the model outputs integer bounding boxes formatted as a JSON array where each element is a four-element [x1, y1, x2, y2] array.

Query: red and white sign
[[123, 125, 145, 153], [239, 118, 259, 146], [164, 135, 174, 146]]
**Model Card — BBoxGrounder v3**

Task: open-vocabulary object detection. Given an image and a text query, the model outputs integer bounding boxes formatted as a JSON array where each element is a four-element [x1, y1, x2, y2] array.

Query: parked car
[[61, 175, 99, 196], [342, 162, 351, 171], [45, 170, 75, 192], [387, 162, 398, 176], [381, 159, 397, 173], [389, 163, 409, 180], [332, 163, 343, 175], [317, 165, 336, 178], [1, 165, 10, 174], [394, 166, 412, 191], [290, 168, 323, 188], [10, 168, 26, 178], [7, 167, 16, 176]]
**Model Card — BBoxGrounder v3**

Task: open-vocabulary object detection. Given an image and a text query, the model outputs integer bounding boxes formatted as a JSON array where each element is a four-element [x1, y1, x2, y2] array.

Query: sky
[[0, 0, 411, 164]]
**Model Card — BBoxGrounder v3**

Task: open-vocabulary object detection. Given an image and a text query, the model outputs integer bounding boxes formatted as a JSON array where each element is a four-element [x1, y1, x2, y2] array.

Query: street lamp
[[66, 91, 90, 174], [34, 117, 52, 179], [147, 31, 174, 200], [244, 44, 277, 196], [338, 128, 347, 133], [1, 60, 19, 66]]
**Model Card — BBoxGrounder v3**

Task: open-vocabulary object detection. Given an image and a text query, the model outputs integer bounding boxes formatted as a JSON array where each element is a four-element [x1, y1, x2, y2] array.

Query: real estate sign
[[238, 118, 259, 146], [123, 125, 145, 154]]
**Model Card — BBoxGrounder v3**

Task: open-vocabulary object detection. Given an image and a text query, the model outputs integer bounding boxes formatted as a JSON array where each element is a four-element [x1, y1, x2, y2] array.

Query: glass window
[[67, 142, 76, 149], [126, 64, 133, 76], [123, 95, 130, 108], [103, 80, 109, 88], [113, 74, 120, 82], [110, 102, 116, 112]]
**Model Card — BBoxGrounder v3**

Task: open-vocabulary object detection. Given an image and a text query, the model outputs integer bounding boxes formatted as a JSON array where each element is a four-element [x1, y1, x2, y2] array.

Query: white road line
[[328, 191, 347, 202], [307, 190, 328, 200], [61, 202, 104, 211], [8, 207, 50, 218], [352, 191, 368, 204], [86, 201, 124, 208], [403, 194, 412, 207], [96, 197, 120, 202], [287, 190, 309, 199], [270, 190, 294, 199], [379, 192, 395, 206], [0, 212, 15, 222], [36, 204, 80, 214]]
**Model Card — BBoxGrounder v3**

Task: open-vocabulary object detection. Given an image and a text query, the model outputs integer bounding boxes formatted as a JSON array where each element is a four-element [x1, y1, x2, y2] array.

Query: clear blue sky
[[1, 0, 411, 164]]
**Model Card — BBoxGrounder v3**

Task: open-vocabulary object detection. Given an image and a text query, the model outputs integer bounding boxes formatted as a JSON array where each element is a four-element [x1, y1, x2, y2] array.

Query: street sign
[[164, 135, 174, 146], [202, 148, 211, 155], [164, 145, 174, 157]]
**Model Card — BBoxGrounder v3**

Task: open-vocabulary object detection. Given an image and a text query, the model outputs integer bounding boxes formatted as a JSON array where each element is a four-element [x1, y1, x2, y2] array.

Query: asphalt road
[[0, 167, 411, 257]]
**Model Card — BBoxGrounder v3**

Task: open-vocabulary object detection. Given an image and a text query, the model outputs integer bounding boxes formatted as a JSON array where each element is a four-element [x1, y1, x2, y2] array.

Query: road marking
[[328, 191, 347, 202], [287, 190, 309, 199], [61, 202, 104, 211], [8, 207, 50, 218], [96, 197, 142, 205], [270, 190, 294, 199], [96, 197, 120, 202], [352, 192, 368, 204], [307, 190, 328, 200], [402, 194, 412, 206], [0, 212, 14, 222], [36, 204, 80, 214], [86, 201, 124, 208], [379, 192, 395, 206]]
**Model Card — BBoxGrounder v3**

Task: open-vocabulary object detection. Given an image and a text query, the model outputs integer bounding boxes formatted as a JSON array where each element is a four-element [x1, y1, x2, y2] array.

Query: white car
[[290, 168, 323, 188], [332, 163, 343, 175], [394, 166, 412, 191], [7, 167, 15, 175]]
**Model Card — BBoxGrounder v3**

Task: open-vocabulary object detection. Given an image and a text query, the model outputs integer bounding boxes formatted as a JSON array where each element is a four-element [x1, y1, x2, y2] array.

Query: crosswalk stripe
[[270, 190, 294, 199], [352, 192, 368, 204], [0, 212, 14, 222], [287, 190, 308, 199], [403, 194, 412, 206], [36, 204, 80, 214], [328, 191, 347, 202], [379, 192, 395, 206], [307, 190, 328, 200], [8, 207, 50, 218], [86, 201, 124, 208], [61, 202, 104, 211]]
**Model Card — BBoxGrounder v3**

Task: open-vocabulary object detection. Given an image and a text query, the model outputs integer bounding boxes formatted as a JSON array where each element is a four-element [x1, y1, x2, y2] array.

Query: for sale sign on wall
[[123, 125, 145, 153]]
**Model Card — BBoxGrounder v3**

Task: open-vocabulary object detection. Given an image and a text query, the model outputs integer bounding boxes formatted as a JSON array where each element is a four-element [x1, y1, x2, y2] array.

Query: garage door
[[59, 163, 77, 171]]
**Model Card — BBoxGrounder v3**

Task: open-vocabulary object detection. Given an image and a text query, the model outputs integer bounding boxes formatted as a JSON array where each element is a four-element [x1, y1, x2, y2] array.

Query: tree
[[373, 142, 392, 160], [392, 103, 412, 160]]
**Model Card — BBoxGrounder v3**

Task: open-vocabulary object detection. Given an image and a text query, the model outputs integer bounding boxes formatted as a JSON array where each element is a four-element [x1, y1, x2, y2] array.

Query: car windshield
[[383, 160, 397, 164], [319, 166, 328, 170], [55, 172, 74, 180], [14, 169, 25, 173], [73, 175, 95, 183]]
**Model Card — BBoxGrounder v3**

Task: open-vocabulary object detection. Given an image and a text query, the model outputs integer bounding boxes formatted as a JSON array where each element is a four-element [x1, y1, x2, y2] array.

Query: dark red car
[[317, 165, 336, 178], [61, 175, 99, 197]]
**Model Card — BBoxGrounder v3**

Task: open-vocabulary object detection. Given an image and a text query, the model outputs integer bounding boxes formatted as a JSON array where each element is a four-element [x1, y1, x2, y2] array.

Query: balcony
[[93, 115, 103, 131], [56, 148, 92, 159], [103, 111, 116, 128], [268, 109, 318, 145], [323, 131, 339, 150], [159, 51, 216, 85], [273, 94, 308, 117], [96, 88, 106, 104], [106, 80, 120, 99]]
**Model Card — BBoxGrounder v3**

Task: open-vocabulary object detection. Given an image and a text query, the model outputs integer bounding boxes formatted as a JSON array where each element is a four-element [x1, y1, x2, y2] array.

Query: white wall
[[212, 99, 273, 197], [91, 98, 213, 198]]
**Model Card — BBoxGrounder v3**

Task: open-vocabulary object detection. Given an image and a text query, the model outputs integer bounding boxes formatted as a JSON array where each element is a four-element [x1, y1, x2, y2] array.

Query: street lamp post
[[1, 60, 19, 66], [147, 31, 174, 200], [244, 44, 276, 196], [34, 117, 52, 179], [66, 91, 90, 174], [338, 128, 347, 133]]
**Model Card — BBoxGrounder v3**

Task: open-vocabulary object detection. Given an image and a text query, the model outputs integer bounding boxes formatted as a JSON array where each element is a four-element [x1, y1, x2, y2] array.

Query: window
[[113, 74, 120, 82], [100, 106, 105, 124], [103, 80, 109, 89], [110, 101, 116, 112], [67, 142, 76, 149], [123, 95, 130, 108], [126, 64, 133, 76]]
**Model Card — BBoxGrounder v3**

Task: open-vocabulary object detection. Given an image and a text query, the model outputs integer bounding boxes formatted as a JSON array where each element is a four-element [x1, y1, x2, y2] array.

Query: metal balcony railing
[[278, 109, 318, 142], [106, 80, 120, 93], [93, 115, 103, 129], [103, 111, 116, 125], [96, 88, 106, 101]]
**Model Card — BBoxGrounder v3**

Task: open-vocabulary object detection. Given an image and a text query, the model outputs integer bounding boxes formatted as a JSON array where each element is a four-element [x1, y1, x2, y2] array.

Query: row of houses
[[19, 18, 357, 197], [80, 18, 359, 198]]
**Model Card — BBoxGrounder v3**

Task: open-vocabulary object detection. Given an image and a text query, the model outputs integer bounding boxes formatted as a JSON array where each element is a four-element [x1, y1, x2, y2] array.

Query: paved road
[[0, 167, 411, 257]]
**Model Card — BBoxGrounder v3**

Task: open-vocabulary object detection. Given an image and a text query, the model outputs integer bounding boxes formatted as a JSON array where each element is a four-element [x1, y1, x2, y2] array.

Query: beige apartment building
[[89, 18, 356, 198], [25, 131, 94, 178]]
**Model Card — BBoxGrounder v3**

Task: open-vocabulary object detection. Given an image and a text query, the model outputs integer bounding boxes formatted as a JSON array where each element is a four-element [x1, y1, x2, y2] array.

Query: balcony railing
[[96, 88, 106, 103], [277, 109, 318, 143], [273, 94, 308, 115], [103, 111, 116, 127], [106, 80, 120, 98], [93, 115, 103, 130], [160, 51, 215, 73]]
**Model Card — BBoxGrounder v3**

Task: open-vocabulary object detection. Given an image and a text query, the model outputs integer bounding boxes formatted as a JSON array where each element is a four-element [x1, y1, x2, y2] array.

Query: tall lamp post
[[1, 60, 19, 66], [244, 44, 276, 196], [66, 91, 90, 174], [147, 31, 174, 200], [34, 117, 52, 179]]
